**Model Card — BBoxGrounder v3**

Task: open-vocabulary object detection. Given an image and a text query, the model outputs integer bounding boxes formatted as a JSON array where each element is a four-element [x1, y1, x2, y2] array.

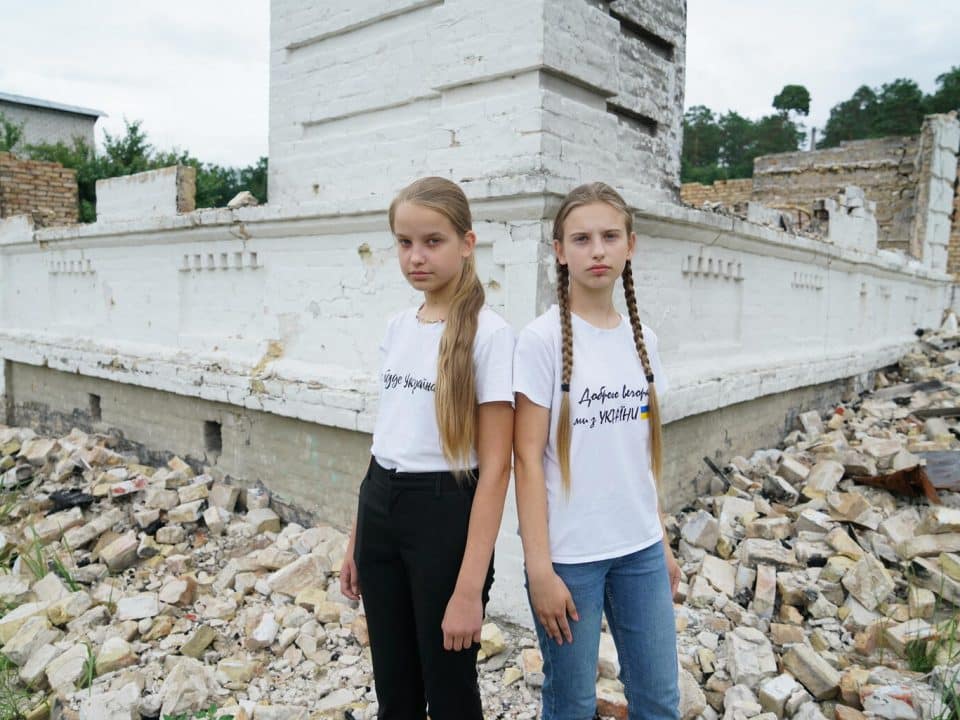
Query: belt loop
[[434, 473, 442, 497]]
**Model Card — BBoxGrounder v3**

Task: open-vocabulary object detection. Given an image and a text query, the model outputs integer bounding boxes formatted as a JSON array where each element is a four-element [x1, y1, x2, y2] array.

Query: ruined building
[[0, 1, 959, 621]]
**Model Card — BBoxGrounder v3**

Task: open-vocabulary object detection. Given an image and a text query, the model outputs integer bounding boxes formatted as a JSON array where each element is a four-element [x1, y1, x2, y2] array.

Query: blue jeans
[[528, 542, 680, 720]]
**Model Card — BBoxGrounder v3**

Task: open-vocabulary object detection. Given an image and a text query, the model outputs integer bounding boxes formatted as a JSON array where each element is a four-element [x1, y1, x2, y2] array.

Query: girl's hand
[[442, 590, 483, 651], [340, 552, 361, 602], [664, 543, 681, 598], [528, 569, 579, 645]]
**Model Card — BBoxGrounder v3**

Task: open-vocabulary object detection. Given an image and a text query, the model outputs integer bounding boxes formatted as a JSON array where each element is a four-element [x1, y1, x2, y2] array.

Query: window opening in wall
[[205, 420, 223, 454], [88, 394, 101, 422]]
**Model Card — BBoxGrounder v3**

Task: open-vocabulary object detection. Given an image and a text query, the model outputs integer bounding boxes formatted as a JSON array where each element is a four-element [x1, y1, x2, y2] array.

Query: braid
[[556, 259, 574, 494], [622, 260, 664, 490]]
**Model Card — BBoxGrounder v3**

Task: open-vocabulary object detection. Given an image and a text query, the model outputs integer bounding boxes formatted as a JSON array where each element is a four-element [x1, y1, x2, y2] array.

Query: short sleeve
[[474, 325, 515, 405], [379, 313, 399, 356], [513, 328, 555, 409], [644, 326, 670, 395]]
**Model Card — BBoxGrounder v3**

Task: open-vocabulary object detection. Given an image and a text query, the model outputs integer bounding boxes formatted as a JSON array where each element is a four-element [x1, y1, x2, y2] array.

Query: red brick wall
[[680, 178, 754, 207], [0, 152, 78, 227]]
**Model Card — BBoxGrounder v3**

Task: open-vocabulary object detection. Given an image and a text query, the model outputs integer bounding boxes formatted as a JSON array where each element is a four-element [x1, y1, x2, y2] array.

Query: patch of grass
[[17, 530, 45, 582], [50, 534, 78, 592], [934, 667, 960, 720], [80, 642, 96, 694], [163, 704, 234, 720], [906, 637, 937, 673], [0, 492, 19, 524], [0, 655, 32, 720]]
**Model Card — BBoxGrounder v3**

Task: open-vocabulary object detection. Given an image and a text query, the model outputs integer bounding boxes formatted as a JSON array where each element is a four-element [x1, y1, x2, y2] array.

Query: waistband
[[368, 457, 477, 492]]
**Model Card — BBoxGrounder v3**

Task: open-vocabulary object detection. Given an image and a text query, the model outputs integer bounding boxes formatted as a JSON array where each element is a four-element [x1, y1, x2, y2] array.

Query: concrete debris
[[2, 327, 960, 718]]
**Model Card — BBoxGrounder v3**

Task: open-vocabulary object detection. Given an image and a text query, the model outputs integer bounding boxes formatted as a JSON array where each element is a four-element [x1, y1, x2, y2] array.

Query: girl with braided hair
[[514, 182, 680, 720], [340, 177, 514, 719]]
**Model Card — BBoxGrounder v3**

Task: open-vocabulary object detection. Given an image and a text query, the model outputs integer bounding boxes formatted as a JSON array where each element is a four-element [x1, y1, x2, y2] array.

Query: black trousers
[[354, 458, 494, 720]]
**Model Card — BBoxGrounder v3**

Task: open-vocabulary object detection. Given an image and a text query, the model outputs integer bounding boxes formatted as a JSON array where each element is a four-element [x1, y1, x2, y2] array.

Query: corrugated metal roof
[[0, 91, 106, 119]]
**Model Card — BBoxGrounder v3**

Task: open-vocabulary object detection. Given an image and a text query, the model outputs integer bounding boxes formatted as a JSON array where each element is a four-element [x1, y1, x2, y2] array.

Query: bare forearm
[[454, 465, 510, 595], [515, 455, 553, 577]]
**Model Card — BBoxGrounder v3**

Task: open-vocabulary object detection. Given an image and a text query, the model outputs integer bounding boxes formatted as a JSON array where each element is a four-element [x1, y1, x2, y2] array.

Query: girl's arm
[[441, 400, 514, 651], [658, 504, 681, 597], [340, 514, 361, 601], [514, 393, 578, 645]]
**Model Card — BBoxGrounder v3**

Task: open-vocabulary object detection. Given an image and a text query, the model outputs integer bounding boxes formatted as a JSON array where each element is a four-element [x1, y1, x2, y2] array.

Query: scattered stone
[[682, 510, 720, 551], [95, 636, 137, 674], [268, 554, 330, 596], [842, 554, 895, 610], [778, 456, 810, 484], [480, 623, 507, 659], [180, 625, 218, 659], [209, 482, 240, 510], [701, 555, 737, 597], [521, 647, 544, 687], [44, 642, 89, 690], [803, 460, 845, 499], [760, 673, 801, 718], [116, 592, 160, 621], [79, 680, 140, 720], [883, 619, 935, 656], [727, 627, 778, 686], [156, 525, 186, 544], [781, 644, 841, 700], [100, 531, 139, 572], [2, 615, 61, 666], [168, 500, 204, 523], [738, 538, 798, 568], [0, 602, 51, 644]]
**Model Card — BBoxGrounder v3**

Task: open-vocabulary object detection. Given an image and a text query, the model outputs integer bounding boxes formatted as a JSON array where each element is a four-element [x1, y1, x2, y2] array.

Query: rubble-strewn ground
[[4, 327, 960, 720]]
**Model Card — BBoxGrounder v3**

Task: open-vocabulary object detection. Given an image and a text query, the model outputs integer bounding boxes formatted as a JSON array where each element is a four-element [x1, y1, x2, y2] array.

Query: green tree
[[680, 106, 722, 183], [23, 119, 267, 221], [24, 137, 102, 221], [926, 66, 960, 114], [872, 78, 925, 137], [819, 74, 944, 147], [753, 113, 806, 158], [773, 84, 811, 116], [0, 112, 24, 153], [818, 85, 877, 147], [717, 111, 757, 178]]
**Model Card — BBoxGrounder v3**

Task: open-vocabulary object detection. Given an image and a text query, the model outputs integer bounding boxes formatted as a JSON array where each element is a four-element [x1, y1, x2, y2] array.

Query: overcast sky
[[0, 1, 957, 167]]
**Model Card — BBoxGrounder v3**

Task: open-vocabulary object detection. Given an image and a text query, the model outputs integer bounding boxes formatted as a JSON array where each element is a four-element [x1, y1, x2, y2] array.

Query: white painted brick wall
[[95, 166, 193, 223], [0, 193, 952, 435], [268, 0, 686, 208]]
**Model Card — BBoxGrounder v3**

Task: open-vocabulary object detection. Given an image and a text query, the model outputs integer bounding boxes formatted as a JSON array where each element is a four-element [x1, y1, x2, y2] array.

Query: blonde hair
[[388, 177, 485, 471], [552, 182, 663, 494]]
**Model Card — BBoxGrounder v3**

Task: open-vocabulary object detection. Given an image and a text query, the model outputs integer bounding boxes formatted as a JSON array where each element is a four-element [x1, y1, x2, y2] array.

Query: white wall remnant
[[268, 0, 686, 210], [914, 113, 960, 270], [95, 165, 197, 223], [816, 186, 879, 255]]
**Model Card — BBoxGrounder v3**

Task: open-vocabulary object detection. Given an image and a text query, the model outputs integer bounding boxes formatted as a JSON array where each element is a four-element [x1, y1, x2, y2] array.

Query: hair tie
[[561, 383, 570, 392], [646, 374, 655, 383]]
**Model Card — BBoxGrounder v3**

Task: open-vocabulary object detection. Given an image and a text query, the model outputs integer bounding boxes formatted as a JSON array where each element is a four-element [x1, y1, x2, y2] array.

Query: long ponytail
[[388, 177, 484, 470]]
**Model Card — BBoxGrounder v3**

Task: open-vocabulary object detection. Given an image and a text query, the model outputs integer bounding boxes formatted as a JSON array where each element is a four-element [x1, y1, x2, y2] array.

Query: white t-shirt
[[513, 305, 669, 564], [371, 306, 515, 473]]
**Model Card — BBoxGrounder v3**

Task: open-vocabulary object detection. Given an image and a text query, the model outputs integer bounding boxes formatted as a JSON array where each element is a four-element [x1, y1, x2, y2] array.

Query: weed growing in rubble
[[18, 530, 45, 582], [0, 656, 32, 720], [934, 667, 960, 720], [50, 535, 79, 592], [80, 642, 96, 693], [163, 704, 235, 720]]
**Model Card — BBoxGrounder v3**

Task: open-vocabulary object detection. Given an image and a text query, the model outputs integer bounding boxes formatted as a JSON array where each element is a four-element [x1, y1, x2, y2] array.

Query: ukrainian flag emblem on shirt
[[640, 404, 649, 419]]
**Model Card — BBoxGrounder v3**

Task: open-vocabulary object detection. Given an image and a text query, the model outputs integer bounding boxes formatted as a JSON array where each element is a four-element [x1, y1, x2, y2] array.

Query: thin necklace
[[416, 303, 445, 324]]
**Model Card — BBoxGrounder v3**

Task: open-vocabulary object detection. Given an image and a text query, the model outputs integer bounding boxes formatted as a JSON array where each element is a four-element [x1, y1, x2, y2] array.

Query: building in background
[[0, 91, 104, 151]]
